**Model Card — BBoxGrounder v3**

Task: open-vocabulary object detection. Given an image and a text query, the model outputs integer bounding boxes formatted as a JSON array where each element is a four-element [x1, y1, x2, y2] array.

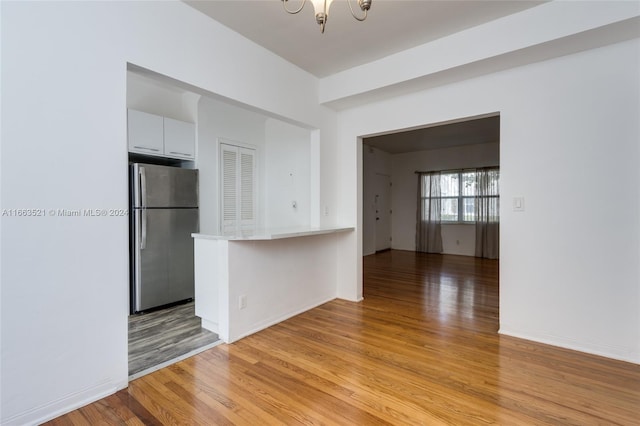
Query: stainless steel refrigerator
[[130, 163, 199, 313]]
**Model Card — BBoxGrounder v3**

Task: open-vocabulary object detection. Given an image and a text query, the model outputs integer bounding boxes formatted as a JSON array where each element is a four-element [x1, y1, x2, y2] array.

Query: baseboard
[[338, 295, 364, 302], [201, 318, 219, 334], [2, 378, 127, 426], [498, 328, 640, 365], [229, 296, 336, 343]]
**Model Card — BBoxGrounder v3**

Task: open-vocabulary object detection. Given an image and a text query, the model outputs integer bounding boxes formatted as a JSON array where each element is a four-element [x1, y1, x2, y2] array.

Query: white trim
[[227, 296, 336, 343], [498, 328, 640, 365], [3, 379, 127, 426], [128, 340, 224, 381], [217, 136, 258, 152]]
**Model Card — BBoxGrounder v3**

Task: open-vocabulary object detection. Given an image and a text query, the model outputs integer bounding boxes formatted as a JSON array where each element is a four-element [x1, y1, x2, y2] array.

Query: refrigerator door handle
[[140, 167, 147, 250], [139, 166, 147, 209], [141, 209, 147, 250]]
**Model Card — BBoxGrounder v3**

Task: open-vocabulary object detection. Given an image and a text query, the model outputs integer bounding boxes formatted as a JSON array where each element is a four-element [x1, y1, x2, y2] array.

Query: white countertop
[[192, 226, 354, 241]]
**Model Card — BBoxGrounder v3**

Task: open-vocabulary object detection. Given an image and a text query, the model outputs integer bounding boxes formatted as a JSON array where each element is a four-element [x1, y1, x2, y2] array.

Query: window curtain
[[475, 168, 499, 259], [416, 172, 443, 253]]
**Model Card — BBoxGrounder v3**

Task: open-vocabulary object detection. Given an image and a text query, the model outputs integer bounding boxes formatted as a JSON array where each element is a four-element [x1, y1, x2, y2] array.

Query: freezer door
[[132, 163, 198, 208], [133, 208, 198, 312]]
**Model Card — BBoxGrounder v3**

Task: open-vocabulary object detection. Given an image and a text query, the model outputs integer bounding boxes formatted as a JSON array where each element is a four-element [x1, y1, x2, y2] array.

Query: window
[[421, 168, 499, 223]]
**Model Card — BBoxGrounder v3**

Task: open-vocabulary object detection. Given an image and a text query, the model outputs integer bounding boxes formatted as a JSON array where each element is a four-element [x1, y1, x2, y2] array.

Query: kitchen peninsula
[[192, 226, 354, 343]]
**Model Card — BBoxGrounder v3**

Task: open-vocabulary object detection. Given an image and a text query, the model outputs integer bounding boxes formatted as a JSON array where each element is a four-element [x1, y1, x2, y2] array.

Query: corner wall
[[0, 2, 337, 424], [197, 96, 268, 234], [337, 38, 640, 363]]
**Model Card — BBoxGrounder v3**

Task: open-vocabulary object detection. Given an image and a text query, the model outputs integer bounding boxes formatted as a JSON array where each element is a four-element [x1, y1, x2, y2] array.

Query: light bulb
[[310, 0, 334, 16], [310, 0, 334, 31]]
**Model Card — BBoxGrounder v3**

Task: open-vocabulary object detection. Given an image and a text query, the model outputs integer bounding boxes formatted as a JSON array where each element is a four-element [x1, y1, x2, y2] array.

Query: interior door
[[375, 173, 391, 252]]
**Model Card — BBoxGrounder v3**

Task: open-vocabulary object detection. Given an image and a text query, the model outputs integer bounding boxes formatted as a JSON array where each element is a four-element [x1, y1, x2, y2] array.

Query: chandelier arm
[[282, 0, 306, 15], [321, 0, 327, 33], [347, 0, 368, 21]]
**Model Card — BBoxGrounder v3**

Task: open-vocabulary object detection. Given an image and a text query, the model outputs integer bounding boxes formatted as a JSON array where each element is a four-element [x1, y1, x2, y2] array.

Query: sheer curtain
[[475, 168, 499, 259], [416, 172, 443, 253]]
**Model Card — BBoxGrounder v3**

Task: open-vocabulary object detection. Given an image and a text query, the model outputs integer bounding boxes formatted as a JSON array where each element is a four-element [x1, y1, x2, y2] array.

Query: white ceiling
[[363, 115, 500, 154], [185, 0, 544, 78], [183, 1, 544, 152]]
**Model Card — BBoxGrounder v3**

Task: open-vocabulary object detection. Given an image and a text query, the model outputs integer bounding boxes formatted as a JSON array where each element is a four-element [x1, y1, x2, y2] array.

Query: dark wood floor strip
[[128, 301, 220, 376], [46, 251, 640, 425]]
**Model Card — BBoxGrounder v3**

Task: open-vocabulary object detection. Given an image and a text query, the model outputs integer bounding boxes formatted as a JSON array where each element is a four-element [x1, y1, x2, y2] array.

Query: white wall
[[194, 233, 341, 344], [264, 119, 312, 229], [2, 1, 638, 423], [391, 142, 499, 254], [332, 0, 640, 311], [336, 38, 640, 363], [440, 225, 476, 257], [127, 72, 199, 123], [320, 1, 640, 108], [197, 96, 268, 234], [362, 146, 391, 255], [197, 98, 314, 234], [0, 2, 338, 424], [227, 234, 339, 342]]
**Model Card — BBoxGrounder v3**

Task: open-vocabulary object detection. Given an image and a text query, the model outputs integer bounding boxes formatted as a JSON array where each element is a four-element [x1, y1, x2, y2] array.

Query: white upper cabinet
[[127, 109, 164, 155], [127, 109, 196, 160], [164, 117, 195, 160]]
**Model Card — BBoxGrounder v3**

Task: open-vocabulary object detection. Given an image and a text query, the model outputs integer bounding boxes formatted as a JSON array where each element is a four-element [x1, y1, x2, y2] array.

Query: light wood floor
[[46, 251, 640, 425]]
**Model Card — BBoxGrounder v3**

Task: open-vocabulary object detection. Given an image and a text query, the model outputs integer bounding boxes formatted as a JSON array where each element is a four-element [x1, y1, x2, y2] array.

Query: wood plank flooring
[[128, 301, 220, 378], [47, 251, 640, 425]]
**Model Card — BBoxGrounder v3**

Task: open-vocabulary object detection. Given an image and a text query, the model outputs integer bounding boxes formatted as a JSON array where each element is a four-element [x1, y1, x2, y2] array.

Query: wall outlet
[[513, 196, 525, 212], [239, 295, 247, 310]]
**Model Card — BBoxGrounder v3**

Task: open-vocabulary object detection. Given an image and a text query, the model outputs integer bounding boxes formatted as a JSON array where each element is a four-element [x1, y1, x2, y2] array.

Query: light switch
[[513, 197, 525, 212]]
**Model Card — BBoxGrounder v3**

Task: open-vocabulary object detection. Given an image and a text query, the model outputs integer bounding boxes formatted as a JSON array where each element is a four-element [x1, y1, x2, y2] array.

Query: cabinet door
[[127, 109, 164, 156], [164, 117, 195, 160]]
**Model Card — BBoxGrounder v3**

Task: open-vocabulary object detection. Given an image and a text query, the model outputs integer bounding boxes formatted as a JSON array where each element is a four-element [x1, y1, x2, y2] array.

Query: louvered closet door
[[221, 146, 237, 235], [220, 143, 256, 235], [239, 149, 255, 232]]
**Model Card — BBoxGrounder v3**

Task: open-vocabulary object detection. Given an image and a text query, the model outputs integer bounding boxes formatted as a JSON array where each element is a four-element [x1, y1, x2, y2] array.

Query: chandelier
[[282, 0, 372, 33]]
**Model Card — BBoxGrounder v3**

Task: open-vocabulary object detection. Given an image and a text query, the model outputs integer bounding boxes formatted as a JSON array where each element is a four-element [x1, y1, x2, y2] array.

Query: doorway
[[374, 173, 391, 252], [361, 113, 501, 309], [362, 113, 500, 257]]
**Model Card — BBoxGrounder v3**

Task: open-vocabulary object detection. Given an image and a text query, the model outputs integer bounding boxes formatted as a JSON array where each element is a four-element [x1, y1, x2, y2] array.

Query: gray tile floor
[[128, 301, 220, 378]]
